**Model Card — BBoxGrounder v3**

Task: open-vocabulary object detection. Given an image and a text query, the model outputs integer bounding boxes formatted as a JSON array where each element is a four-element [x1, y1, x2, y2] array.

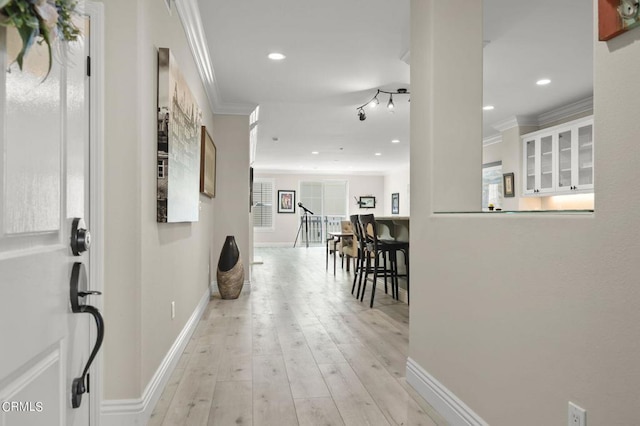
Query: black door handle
[[69, 262, 104, 409]]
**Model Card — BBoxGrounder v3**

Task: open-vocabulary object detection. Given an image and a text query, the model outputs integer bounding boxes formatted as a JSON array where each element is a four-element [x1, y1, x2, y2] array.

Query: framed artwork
[[359, 196, 376, 209], [200, 126, 216, 198], [157, 48, 202, 223], [503, 172, 515, 197], [599, 0, 640, 41], [391, 193, 400, 215], [278, 190, 296, 213], [249, 167, 254, 212]]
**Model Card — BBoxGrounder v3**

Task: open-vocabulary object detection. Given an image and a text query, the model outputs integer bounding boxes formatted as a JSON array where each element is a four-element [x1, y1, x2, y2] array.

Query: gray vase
[[216, 236, 244, 299]]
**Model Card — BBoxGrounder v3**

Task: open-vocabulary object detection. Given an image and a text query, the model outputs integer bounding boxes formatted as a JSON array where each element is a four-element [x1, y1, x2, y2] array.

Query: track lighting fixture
[[356, 88, 409, 120]]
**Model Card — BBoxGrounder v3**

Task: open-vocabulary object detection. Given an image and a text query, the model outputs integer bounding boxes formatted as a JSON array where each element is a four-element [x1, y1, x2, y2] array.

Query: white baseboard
[[397, 287, 408, 304], [100, 290, 210, 426], [406, 358, 489, 426], [209, 280, 251, 297]]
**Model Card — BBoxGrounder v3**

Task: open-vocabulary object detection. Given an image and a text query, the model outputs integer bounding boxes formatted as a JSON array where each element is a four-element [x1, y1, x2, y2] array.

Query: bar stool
[[359, 214, 405, 307]]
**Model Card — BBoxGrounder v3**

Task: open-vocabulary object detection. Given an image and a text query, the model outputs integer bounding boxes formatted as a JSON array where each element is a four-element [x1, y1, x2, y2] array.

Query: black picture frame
[[503, 172, 515, 197], [277, 190, 296, 213], [391, 193, 399, 214], [359, 196, 376, 209], [249, 167, 254, 212]]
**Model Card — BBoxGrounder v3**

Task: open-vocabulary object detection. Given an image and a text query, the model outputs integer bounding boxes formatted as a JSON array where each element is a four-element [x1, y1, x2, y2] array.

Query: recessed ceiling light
[[483, 105, 495, 111], [391, 139, 400, 144], [311, 151, 319, 155], [536, 79, 551, 86], [268, 52, 286, 60], [375, 153, 382, 156]]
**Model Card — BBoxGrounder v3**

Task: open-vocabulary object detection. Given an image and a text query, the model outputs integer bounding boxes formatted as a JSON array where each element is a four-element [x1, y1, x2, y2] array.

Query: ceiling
[[197, 0, 593, 174]]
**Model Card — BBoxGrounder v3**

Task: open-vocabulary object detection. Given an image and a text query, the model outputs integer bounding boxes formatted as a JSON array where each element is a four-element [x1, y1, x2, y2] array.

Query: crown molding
[[482, 134, 502, 147], [492, 115, 537, 132], [538, 96, 593, 127], [175, 0, 255, 115], [490, 96, 593, 134]]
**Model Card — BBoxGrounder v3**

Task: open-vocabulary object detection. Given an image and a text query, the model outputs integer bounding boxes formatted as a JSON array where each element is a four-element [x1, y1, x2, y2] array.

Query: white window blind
[[323, 182, 347, 216], [253, 180, 273, 229], [299, 181, 347, 217], [299, 182, 323, 215]]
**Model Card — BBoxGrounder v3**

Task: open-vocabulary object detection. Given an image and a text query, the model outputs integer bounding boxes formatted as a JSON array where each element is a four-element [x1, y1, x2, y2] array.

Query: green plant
[[0, 0, 81, 78]]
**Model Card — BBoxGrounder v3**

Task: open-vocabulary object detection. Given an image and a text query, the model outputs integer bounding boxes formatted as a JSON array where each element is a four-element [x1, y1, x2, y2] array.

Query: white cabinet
[[522, 117, 594, 196]]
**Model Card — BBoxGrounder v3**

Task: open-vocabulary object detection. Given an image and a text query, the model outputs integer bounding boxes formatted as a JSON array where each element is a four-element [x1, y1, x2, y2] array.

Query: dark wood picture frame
[[200, 126, 216, 198], [391, 193, 400, 214], [277, 190, 296, 213], [503, 172, 515, 197]]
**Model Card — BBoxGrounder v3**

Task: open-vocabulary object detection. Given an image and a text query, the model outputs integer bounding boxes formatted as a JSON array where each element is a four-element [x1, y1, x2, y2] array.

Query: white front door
[[0, 8, 95, 426]]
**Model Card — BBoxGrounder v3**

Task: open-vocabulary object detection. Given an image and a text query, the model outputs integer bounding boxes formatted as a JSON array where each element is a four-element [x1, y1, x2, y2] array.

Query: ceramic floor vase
[[216, 236, 244, 299]]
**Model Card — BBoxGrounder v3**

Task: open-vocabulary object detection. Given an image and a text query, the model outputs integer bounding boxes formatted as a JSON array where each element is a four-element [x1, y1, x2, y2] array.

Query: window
[[482, 161, 503, 210], [249, 106, 259, 165], [253, 179, 273, 230]]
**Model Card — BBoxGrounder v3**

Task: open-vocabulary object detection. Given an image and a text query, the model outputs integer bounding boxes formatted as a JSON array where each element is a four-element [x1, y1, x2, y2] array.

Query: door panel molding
[[0, 344, 63, 425]]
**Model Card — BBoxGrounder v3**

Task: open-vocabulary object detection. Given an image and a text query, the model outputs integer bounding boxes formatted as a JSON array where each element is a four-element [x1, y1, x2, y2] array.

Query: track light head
[[387, 94, 395, 110], [358, 108, 366, 121], [368, 96, 379, 108]]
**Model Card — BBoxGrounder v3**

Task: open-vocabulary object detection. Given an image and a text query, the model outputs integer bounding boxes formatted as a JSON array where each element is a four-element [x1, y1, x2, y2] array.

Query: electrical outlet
[[569, 402, 586, 426], [171, 301, 175, 319]]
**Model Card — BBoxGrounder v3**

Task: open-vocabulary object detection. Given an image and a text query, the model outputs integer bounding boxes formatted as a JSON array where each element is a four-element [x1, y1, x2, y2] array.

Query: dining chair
[[350, 215, 366, 297]]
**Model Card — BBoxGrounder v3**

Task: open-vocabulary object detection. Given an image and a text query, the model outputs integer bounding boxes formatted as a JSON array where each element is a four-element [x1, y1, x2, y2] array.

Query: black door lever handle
[[69, 262, 105, 409]]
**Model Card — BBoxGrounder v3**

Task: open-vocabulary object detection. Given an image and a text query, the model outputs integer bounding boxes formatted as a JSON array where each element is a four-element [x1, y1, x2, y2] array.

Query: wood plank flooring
[[150, 247, 447, 426]]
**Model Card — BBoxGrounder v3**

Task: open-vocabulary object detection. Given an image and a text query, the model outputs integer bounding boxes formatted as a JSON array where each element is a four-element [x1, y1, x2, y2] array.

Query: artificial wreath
[[0, 0, 81, 78]]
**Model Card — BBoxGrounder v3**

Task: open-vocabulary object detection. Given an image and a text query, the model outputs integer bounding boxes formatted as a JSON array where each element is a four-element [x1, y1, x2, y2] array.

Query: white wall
[[101, 0, 218, 401], [212, 115, 250, 280], [409, 1, 640, 425], [383, 167, 410, 216], [253, 172, 384, 245]]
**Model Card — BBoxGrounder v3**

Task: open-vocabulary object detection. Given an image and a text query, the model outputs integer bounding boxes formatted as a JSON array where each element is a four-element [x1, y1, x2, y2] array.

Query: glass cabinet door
[[540, 135, 553, 190], [558, 130, 572, 189], [578, 124, 593, 187], [526, 139, 535, 192]]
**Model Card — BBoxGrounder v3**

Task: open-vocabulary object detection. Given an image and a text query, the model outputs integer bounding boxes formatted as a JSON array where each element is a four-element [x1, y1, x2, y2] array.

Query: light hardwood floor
[[150, 247, 447, 426]]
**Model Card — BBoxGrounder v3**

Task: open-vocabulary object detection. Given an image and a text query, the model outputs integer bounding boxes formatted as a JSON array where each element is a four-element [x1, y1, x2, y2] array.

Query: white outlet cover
[[569, 402, 586, 426]]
